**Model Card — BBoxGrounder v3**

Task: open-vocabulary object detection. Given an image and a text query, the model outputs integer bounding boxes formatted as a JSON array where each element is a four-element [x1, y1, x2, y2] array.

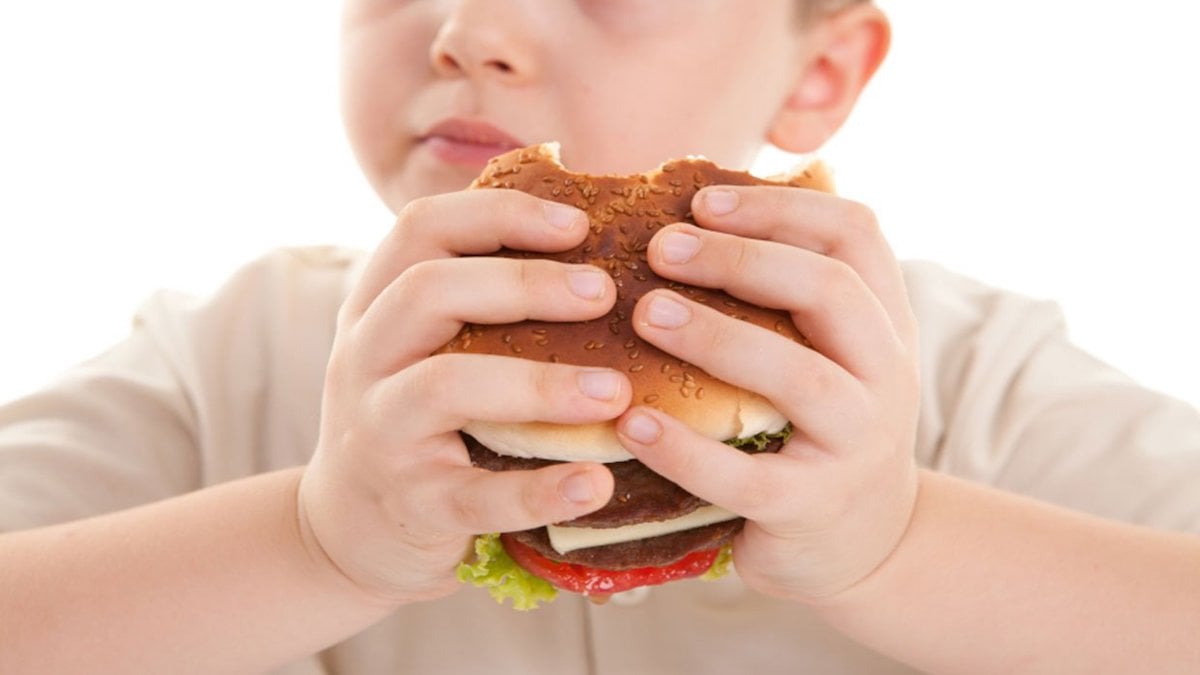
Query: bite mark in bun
[[449, 143, 832, 609]]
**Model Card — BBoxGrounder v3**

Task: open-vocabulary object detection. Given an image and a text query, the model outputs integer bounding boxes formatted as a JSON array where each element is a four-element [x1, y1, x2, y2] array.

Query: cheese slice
[[546, 505, 738, 554]]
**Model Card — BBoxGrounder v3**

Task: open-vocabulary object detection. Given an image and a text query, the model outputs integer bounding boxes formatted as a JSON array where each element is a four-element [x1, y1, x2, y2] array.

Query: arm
[[0, 469, 395, 675], [614, 184, 1200, 673], [817, 469, 1200, 674], [1, 189, 627, 672]]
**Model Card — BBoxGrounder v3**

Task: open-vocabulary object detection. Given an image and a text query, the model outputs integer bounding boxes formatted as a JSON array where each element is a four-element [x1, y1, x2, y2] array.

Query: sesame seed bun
[[436, 143, 833, 463]]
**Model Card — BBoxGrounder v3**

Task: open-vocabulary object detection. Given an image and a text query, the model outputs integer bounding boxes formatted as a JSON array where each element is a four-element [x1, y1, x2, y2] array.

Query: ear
[[767, 4, 891, 153]]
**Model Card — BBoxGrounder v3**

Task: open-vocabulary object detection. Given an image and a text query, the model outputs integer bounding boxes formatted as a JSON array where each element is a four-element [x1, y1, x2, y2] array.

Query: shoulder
[[900, 260, 1071, 466], [900, 260, 1071, 384], [134, 246, 366, 335], [901, 260, 1065, 341]]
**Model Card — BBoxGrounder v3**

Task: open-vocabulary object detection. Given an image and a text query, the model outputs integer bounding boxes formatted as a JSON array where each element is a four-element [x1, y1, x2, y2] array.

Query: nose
[[430, 0, 539, 84]]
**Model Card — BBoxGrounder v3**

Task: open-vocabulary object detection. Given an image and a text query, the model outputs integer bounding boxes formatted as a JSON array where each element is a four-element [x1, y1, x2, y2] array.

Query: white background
[[1, 1, 1197, 406]]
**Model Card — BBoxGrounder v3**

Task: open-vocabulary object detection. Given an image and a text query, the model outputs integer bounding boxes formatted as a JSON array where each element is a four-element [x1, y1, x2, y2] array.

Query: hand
[[615, 185, 920, 601], [298, 190, 629, 603]]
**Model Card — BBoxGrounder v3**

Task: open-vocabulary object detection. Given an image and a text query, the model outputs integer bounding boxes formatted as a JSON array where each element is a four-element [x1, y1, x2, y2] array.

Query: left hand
[[615, 185, 921, 602]]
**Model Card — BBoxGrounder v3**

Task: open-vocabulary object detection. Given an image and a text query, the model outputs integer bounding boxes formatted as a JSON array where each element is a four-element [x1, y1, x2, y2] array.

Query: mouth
[[419, 118, 526, 168]]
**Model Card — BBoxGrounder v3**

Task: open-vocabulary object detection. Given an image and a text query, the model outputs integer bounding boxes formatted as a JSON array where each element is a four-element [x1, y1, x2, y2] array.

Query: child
[[2, 1, 1198, 673]]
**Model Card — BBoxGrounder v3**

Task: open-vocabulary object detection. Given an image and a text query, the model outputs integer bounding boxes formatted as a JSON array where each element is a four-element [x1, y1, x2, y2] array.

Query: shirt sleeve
[[908, 261, 1200, 533], [0, 301, 202, 531], [0, 246, 354, 533]]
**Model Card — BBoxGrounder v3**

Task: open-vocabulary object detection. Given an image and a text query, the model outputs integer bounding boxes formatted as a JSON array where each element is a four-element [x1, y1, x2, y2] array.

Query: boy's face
[[341, 0, 809, 213]]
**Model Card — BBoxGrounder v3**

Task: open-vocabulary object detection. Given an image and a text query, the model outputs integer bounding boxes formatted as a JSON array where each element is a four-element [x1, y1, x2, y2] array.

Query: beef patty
[[465, 434, 702, 527], [509, 518, 744, 569]]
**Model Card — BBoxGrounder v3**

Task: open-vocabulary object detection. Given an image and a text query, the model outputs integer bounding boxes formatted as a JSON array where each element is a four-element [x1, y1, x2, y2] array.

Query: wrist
[[292, 469, 412, 610], [801, 463, 923, 608]]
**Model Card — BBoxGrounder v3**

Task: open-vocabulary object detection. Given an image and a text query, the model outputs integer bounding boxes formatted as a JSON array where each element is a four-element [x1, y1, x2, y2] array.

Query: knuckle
[[395, 195, 437, 233], [515, 258, 540, 299], [518, 474, 549, 522], [736, 480, 774, 519], [407, 354, 456, 410], [731, 235, 760, 278], [786, 354, 840, 403], [839, 199, 881, 244], [500, 191, 547, 237], [706, 311, 742, 355], [335, 296, 360, 330], [661, 448, 699, 486], [812, 257, 860, 303], [527, 360, 560, 406], [448, 488, 484, 531], [393, 258, 441, 302]]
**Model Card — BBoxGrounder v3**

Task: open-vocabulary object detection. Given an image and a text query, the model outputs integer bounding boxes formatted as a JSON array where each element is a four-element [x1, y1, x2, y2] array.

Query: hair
[[796, 0, 870, 25]]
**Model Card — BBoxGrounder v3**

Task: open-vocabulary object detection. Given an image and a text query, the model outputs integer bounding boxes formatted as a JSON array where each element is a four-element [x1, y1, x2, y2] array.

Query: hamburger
[[450, 143, 832, 609]]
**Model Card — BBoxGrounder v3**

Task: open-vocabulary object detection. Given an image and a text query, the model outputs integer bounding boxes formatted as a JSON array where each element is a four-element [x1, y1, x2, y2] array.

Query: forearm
[[0, 468, 398, 674], [815, 469, 1200, 674]]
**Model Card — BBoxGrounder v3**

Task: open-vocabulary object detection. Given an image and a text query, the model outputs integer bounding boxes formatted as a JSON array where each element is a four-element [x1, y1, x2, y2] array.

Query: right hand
[[297, 190, 629, 604]]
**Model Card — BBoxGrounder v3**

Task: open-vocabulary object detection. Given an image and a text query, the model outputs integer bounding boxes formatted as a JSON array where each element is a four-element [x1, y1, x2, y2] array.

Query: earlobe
[[767, 4, 891, 154]]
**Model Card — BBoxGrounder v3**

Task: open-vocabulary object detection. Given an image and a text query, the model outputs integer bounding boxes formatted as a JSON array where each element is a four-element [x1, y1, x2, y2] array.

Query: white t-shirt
[[2, 247, 1198, 674]]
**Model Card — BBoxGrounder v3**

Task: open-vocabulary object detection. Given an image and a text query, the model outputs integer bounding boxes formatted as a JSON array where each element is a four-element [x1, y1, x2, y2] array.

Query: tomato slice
[[500, 534, 719, 596]]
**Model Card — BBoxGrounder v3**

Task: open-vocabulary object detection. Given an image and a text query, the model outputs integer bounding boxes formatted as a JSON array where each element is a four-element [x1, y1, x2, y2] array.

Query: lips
[[419, 118, 525, 168]]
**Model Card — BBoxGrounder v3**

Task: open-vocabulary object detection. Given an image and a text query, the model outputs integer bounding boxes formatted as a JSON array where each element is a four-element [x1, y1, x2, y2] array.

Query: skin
[[2, 1, 1198, 673]]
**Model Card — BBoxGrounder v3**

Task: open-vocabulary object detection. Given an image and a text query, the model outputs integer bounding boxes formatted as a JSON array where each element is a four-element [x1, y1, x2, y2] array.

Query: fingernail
[[560, 470, 596, 504], [660, 231, 701, 264], [545, 202, 584, 230], [621, 413, 662, 444], [704, 189, 739, 216], [577, 369, 622, 400], [645, 295, 691, 329], [567, 269, 606, 299]]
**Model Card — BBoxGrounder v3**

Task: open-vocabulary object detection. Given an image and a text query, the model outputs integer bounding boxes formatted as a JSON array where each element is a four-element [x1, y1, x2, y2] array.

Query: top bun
[[437, 143, 834, 462]]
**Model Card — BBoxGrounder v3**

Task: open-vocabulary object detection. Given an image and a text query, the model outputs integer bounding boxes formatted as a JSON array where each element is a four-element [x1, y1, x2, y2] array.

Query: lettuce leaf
[[456, 533, 558, 611], [724, 424, 793, 452], [701, 544, 734, 581]]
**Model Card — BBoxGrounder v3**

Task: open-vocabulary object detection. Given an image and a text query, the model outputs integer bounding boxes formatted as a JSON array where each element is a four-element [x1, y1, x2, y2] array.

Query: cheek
[[340, 22, 432, 194]]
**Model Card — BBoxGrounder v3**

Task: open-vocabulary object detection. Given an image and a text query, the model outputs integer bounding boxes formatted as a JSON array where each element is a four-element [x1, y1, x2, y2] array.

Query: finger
[[615, 406, 802, 524], [412, 460, 615, 535], [353, 257, 615, 375], [374, 354, 632, 443], [344, 190, 589, 320], [647, 223, 902, 379], [633, 289, 859, 446], [691, 186, 916, 347]]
